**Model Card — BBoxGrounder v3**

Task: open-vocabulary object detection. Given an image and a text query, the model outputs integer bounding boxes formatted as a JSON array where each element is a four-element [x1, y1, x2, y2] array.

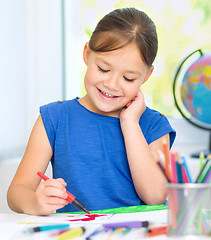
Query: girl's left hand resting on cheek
[[120, 90, 146, 123]]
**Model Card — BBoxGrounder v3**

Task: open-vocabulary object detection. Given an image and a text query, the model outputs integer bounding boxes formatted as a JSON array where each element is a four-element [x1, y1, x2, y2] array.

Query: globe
[[173, 49, 211, 157]]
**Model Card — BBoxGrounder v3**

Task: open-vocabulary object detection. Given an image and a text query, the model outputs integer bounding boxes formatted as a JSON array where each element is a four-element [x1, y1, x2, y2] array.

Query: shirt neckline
[[74, 97, 120, 121]]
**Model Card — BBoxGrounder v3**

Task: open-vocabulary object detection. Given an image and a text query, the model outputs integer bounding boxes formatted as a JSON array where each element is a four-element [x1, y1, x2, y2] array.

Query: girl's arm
[[7, 115, 68, 215], [120, 91, 168, 205]]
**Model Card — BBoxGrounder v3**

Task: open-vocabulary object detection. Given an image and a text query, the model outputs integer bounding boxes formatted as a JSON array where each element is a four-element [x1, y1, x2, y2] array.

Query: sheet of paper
[[19, 210, 167, 225]]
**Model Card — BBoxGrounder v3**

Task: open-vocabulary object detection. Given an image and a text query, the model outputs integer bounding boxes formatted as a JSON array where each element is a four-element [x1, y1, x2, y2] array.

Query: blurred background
[[0, 0, 210, 212]]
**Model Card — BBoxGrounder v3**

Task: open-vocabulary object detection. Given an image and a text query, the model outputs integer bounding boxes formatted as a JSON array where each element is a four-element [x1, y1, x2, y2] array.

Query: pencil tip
[[83, 208, 90, 214], [200, 152, 204, 157]]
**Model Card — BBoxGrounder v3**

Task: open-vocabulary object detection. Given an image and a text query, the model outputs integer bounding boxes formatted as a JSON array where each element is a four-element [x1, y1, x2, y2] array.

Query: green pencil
[[201, 165, 211, 183], [199, 152, 205, 172]]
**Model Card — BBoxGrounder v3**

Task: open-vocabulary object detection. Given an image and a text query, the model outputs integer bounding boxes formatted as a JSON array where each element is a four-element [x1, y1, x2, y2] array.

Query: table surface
[[0, 210, 210, 240], [0, 158, 210, 239]]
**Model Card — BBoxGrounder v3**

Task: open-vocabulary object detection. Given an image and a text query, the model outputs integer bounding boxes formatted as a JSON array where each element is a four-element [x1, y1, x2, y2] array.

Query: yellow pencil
[[57, 227, 85, 240], [107, 228, 123, 240]]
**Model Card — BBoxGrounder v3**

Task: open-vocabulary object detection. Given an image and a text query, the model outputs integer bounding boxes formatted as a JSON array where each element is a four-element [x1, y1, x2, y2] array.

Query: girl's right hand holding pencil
[[35, 178, 69, 215]]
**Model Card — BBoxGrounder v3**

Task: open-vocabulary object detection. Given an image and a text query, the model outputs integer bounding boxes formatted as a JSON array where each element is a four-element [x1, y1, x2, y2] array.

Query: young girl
[[7, 8, 175, 215]]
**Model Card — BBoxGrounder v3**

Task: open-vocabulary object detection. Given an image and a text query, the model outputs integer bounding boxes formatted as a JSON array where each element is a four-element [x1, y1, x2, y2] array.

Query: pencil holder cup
[[166, 183, 211, 237]]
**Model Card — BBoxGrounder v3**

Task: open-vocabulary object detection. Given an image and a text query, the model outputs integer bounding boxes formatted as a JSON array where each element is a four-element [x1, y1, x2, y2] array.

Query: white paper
[[19, 210, 167, 225]]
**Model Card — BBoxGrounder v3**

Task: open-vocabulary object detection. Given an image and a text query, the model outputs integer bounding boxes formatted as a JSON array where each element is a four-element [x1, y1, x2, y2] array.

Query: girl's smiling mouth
[[97, 88, 119, 99]]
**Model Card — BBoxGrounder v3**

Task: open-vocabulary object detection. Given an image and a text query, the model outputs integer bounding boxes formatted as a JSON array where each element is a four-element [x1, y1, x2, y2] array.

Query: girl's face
[[81, 42, 153, 117]]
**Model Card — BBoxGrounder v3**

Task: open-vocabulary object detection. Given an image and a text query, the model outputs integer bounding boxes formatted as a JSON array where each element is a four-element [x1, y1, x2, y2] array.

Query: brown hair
[[89, 8, 158, 66]]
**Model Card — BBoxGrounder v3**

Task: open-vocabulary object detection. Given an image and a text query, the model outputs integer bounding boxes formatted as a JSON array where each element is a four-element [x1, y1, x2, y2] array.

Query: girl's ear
[[83, 42, 90, 65], [142, 65, 154, 84]]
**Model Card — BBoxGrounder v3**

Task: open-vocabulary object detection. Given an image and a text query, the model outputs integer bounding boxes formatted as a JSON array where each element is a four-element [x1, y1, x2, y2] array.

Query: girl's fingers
[[46, 196, 69, 206], [43, 178, 67, 190], [38, 202, 68, 215], [125, 102, 132, 108], [125, 97, 136, 108], [45, 186, 68, 199], [37, 178, 70, 213], [57, 178, 67, 187]]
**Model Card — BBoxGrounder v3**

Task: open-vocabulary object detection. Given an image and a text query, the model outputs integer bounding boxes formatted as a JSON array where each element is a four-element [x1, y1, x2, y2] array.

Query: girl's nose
[[103, 75, 120, 91]]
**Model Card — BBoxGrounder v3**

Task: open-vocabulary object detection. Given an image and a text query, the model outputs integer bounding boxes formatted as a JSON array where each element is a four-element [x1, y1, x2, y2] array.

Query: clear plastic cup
[[166, 183, 211, 237]]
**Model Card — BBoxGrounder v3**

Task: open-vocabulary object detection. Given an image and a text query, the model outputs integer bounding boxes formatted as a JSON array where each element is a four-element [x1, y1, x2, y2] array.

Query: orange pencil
[[170, 151, 177, 183], [162, 140, 171, 180], [146, 225, 168, 237], [168, 188, 178, 229]]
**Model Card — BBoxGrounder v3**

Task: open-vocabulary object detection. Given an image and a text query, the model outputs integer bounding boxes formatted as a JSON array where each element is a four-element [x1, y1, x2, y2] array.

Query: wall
[[0, 0, 62, 213], [169, 118, 210, 156], [0, 0, 63, 159], [0, 158, 52, 213]]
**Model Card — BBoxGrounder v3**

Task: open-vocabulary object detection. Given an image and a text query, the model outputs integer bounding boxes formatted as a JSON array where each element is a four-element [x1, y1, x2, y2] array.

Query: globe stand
[[190, 131, 211, 158]]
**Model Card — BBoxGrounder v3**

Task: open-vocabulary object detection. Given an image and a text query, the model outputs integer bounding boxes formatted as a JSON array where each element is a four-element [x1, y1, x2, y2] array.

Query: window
[[62, 0, 211, 155], [63, 0, 211, 117]]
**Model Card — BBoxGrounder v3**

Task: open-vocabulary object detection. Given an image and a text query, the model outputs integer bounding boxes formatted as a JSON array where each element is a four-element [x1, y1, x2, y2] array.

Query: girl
[[7, 8, 175, 215]]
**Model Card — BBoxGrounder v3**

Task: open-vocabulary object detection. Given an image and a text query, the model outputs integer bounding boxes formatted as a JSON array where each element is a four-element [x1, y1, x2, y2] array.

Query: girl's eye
[[123, 76, 135, 82], [97, 66, 110, 73]]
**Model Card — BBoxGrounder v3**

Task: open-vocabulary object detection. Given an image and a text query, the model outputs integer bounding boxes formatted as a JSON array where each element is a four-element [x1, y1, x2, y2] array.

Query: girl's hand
[[120, 90, 146, 124], [35, 178, 69, 215]]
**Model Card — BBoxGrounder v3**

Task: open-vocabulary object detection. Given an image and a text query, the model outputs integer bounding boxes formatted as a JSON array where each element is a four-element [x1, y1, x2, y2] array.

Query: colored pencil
[[181, 155, 192, 183], [199, 152, 205, 171], [170, 152, 177, 183], [157, 161, 171, 183], [162, 140, 171, 180]]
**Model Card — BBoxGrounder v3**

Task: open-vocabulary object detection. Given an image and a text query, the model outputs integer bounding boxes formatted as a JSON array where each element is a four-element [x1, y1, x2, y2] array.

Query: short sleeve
[[140, 108, 176, 148], [148, 115, 176, 148], [40, 102, 61, 152]]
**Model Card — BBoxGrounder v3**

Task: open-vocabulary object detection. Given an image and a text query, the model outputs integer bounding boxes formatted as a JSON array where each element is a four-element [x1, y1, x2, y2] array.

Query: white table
[[0, 211, 210, 240]]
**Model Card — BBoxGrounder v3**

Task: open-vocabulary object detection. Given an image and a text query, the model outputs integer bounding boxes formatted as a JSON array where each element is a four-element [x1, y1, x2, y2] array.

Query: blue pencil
[[86, 227, 105, 240], [23, 224, 70, 234], [176, 161, 184, 183]]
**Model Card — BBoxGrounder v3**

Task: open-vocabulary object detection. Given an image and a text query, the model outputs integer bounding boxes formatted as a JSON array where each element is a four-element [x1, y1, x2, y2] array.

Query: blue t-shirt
[[40, 98, 176, 212]]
